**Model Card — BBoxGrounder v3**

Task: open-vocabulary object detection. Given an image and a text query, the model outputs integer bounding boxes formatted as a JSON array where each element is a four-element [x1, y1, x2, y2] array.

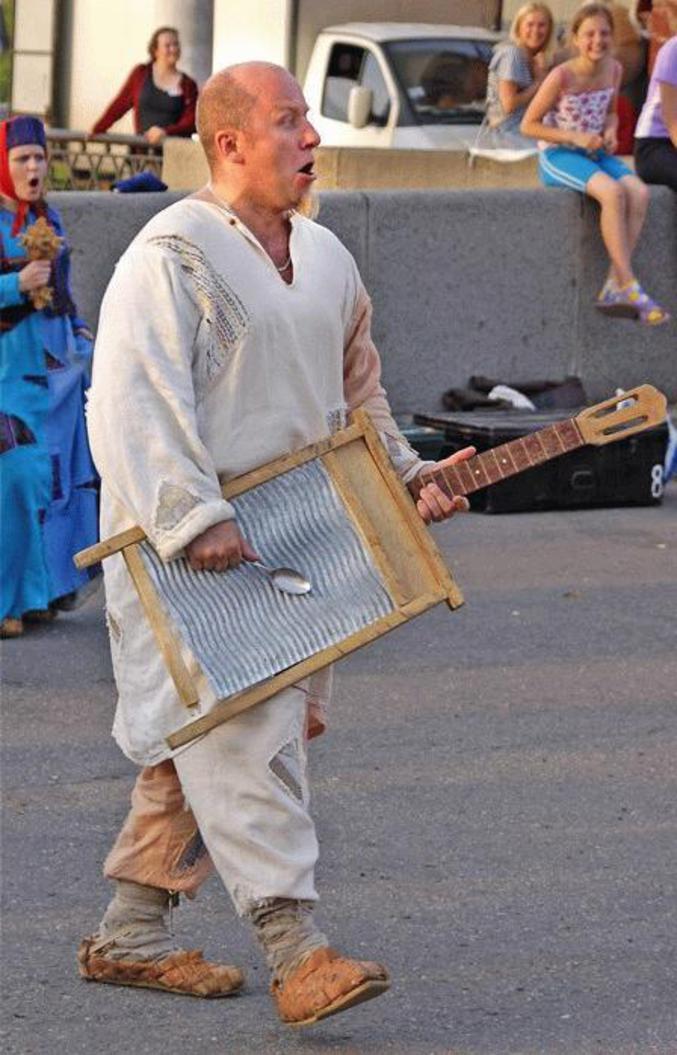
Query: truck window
[[322, 43, 365, 122], [322, 43, 390, 125], [385, 38, 493, 125]]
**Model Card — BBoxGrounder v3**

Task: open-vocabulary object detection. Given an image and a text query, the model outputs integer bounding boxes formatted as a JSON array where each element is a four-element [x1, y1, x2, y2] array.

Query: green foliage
[[0, 0, 14, 109]]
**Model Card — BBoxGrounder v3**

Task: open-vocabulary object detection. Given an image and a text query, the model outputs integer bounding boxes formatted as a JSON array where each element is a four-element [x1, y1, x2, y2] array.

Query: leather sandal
[[271, 946, 390, 1027], [77, 935, 244, 998]]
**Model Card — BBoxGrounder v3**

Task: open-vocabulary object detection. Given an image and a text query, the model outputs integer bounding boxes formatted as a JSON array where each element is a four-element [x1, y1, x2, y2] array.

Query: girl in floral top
[[521, 3, 669, 326]]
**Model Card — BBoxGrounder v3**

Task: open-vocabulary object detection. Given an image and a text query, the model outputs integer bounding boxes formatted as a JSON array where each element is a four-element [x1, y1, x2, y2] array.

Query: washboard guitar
[[75, 385, 667, 750]]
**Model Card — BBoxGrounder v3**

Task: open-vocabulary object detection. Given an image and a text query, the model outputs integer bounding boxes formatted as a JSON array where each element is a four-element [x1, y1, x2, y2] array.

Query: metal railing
[[46, 129, 163, 191]]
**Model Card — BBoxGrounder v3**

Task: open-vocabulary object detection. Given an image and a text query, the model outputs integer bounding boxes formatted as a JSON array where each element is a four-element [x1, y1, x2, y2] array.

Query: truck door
[[317, 41, 396, 147]]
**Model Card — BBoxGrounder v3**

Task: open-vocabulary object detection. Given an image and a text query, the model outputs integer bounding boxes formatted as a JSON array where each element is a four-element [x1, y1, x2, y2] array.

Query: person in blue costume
[[0, 115, 99, 638]]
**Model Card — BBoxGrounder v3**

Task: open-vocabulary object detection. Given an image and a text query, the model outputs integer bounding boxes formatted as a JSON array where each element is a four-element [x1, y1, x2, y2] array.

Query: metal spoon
[[249, 560, 312, 596]]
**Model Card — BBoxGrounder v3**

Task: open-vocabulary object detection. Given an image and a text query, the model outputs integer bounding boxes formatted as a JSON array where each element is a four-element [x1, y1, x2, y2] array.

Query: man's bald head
[[196, 62, 293, 168]]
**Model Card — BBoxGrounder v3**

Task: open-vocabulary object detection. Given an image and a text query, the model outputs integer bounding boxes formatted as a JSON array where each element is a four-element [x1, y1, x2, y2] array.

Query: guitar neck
[[420, 416, 586, 498]]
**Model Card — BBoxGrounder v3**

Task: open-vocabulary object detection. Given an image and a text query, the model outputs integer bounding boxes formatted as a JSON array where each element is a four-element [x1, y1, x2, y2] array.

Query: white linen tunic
[[87, 190, 424, 766]]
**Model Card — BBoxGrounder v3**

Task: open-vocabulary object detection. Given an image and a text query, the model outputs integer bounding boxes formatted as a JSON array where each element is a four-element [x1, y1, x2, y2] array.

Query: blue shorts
[[539, 147, 634, 191]]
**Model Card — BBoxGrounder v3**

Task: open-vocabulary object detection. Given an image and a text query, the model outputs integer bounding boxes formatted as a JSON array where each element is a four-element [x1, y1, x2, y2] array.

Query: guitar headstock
[[575, 385, 667, 446]]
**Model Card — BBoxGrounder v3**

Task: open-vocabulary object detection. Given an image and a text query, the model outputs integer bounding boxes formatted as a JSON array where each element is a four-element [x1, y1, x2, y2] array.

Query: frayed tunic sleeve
[[87, 242, 235, 560]]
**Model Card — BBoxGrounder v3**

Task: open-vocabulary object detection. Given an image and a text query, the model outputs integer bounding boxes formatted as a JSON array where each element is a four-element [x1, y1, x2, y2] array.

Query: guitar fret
[[508, 439, 532, 472], [524, 431, 548, 464], [495, 444, 517, 474], [440, 464, 466, 496], [539, 425, 566, 459], [487, 449, 505, 482], [555, 418, 584, 450], [457, 459, 478, 493], [421, 464, 461, 498], [469, 457, 492, 488], [501, 443, 516, 472], [492, 446, 515, 478]]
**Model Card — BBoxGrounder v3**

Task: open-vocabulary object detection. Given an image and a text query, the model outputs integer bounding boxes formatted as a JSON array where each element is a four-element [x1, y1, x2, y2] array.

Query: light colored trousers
[[104, 686, 320, 916]]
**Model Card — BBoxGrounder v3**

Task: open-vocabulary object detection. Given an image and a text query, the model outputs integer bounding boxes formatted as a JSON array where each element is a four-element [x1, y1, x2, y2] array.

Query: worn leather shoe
[[78, 936, 244, 998], [271, 946, 390, 1026]]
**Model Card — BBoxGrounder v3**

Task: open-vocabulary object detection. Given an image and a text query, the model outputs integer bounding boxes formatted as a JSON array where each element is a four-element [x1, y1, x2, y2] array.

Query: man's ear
[[214, 128, 245, 165]]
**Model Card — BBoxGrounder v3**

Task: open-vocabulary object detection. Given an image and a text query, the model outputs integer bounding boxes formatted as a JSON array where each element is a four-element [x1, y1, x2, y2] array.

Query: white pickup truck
[[303, 22, 502, 150]]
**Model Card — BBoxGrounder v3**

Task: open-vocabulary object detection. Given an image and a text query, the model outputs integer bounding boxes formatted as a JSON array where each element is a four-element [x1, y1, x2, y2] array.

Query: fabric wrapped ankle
[[93, 879, 177, 961], [249, 897, 328, 982]]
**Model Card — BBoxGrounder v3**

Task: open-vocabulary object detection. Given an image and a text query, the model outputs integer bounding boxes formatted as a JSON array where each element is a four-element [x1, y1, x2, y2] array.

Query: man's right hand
[[185, 520, 259, 572]]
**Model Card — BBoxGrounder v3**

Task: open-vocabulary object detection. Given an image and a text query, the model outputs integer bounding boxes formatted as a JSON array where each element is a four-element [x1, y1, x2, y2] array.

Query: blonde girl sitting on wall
[[483, 2, 556, 149], [521, 2, 669, 326]]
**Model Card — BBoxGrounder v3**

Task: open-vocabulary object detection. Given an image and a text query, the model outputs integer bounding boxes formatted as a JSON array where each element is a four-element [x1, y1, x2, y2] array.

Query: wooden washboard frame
[[75, 409, 463, 750]]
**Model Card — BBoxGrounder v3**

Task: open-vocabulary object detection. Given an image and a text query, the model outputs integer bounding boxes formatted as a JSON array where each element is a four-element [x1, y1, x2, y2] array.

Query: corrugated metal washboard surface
[[139, 459, 393, 698]]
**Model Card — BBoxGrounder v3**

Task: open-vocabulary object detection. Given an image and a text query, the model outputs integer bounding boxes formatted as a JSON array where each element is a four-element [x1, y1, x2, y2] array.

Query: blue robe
[[0, 203, 99, 620]]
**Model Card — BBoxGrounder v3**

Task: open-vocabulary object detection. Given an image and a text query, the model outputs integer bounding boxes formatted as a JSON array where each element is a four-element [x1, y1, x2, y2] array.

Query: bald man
[[78, 62, 472, 1026]]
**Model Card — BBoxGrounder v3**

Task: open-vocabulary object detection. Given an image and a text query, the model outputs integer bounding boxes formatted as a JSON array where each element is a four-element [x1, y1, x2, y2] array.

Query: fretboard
[[417, 417, 585, 498]]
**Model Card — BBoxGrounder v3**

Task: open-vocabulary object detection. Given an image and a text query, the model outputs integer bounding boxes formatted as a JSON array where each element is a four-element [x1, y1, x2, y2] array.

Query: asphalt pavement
[[2, 484, 676, 1055]]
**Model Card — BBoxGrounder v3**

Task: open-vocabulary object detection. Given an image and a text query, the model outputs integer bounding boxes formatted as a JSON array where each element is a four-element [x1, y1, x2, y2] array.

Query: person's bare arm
[[602, 60, 622, 153], [498, 76, 543, 115], [660, 80, 677, 147]]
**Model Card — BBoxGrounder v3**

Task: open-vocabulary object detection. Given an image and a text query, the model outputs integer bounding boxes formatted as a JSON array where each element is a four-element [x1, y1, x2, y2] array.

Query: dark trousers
[[634, 136, 677, 192]]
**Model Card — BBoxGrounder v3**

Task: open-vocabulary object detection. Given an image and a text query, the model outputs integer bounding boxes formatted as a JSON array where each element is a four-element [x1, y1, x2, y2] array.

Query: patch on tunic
[[0, 413, 37, 453], [51, 453, 63, 501], [384, 433, 417, 476], [149, 234, 249, 390], [22, 374, 48, 388], [105, 609, 122, 643], [45, 351, 65, 371], [155, 482, 201, 532], [326, 406, 347, 434]]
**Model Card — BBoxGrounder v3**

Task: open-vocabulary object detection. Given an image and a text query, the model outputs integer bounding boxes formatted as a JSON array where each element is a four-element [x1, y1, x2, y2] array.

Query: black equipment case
[[413, 409, 668, 513]]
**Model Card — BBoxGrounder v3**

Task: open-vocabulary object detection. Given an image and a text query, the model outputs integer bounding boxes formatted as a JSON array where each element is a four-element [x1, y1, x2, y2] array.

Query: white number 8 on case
[[650, 464, 664, 499]]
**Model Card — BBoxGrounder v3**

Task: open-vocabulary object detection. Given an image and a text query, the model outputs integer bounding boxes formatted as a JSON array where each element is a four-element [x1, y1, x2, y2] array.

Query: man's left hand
[[412, 446, 476, 523]]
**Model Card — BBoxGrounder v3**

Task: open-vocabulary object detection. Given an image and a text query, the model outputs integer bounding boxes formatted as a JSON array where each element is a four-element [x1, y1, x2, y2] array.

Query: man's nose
[[303, 119, 321, 149]]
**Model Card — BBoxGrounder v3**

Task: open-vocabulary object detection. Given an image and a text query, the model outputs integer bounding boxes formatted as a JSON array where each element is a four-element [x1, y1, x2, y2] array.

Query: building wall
[[65, 0, 158, 131], [212, 0, 289, 71]]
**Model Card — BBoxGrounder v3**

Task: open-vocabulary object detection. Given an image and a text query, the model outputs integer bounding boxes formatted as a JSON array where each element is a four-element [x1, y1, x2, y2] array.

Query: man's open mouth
[[298, 161, 314, 176], [28, 177, 40, 188]]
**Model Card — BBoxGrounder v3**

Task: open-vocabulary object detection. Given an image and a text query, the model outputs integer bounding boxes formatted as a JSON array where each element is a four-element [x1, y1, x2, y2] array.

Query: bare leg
[[589, 172, 669, 324], [586, 172, 634, 287], [619, 174, 650, 259]]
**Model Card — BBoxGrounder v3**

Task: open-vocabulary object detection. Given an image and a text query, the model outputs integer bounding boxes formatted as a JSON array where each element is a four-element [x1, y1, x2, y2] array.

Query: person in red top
[[91, 27, 197, 145]]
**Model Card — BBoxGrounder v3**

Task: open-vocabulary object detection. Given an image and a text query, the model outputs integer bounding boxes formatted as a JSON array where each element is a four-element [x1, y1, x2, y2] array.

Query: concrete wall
[[52, 188, 676, 411], [162, 139, 546, 192]]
